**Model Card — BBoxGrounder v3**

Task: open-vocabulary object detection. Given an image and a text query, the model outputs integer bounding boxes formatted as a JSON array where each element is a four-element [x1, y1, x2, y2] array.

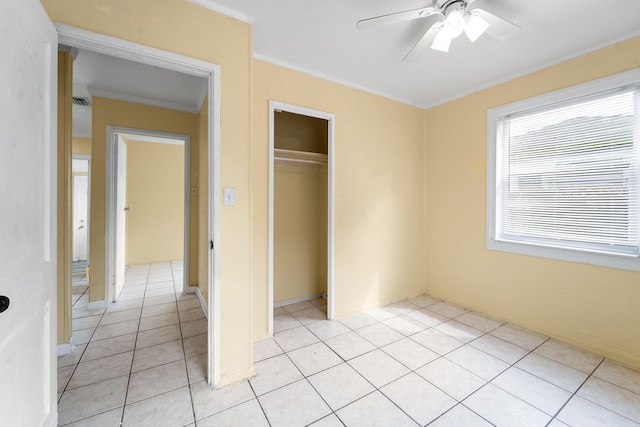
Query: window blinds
[[500, 87, 639, 255]]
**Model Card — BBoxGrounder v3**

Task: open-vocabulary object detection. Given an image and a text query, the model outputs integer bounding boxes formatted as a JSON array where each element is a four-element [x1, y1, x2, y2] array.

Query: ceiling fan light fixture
[[442, 4, 465, 39], [431, 27, 452, 52], [464, 13, 489, 42]]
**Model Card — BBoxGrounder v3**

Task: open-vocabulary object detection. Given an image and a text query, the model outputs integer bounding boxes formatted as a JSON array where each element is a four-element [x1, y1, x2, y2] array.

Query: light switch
[[223, 188, 235, 206]]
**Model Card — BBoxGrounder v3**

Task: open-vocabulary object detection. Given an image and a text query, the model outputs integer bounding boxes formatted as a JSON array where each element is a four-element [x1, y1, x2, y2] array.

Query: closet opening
[[268, 101, 335, 334]]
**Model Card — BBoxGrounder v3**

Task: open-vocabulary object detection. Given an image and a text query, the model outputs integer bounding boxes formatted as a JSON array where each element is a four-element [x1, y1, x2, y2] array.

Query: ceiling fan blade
[[403, 21, 444, 62], [357, 7, 441, 31], [470, 8, 520, 41]]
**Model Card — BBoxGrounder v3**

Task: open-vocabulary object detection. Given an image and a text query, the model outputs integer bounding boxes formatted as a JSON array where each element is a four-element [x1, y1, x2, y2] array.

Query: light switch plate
[[223, 188, 235, 206]]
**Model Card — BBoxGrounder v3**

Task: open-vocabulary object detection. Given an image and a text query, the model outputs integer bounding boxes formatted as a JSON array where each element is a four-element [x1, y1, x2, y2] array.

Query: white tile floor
[[58, 260, 206, 426], [58, 263, 640, 426]]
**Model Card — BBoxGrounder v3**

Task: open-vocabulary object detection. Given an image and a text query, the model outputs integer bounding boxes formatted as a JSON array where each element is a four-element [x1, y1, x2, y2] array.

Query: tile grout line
[[344, 307, 497, 426], [58, 283, 91, 402], [247, 378, 274, 427], [428, 308, 558, 423], [298, 308, 429, 425], [171, 260, 199, 427], [544, 357, 607, 427], [279, 327, 340, 418], [354, 303, 500, 425], [429, 335, 552, 426], [61, 263, 196, 425], [118, 263, 150, 426], [243, 296, 640, 426], [274, 300, 557, 426], [59, 264, 141, 426], [262, 304, 346, 425], [277, 304, 458, 426], [59, 277, 110, 404], [286, 323, 356, 426]]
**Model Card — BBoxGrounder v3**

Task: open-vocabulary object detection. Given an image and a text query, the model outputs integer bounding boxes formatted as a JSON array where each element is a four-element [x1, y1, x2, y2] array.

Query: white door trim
[[105, 127, 191, 298], [57, 24, 222, 386], [268, 101, 336, 334]]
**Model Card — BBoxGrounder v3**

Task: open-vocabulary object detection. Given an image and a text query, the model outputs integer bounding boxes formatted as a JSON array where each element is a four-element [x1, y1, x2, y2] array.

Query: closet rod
[[273, 148, 328, 167], [274, 157, 326, 165]]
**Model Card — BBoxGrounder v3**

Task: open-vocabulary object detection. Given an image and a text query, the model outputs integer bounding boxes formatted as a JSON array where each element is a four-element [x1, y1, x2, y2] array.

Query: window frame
[[486, 68, 640, 272]]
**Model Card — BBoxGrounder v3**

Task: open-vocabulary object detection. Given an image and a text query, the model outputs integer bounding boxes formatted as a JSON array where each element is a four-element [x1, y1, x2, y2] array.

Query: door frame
[[268, 100, 336, 334], [57, 25, 222, 386], [105, 127, 191, 300], [71, 154, 90, 263]]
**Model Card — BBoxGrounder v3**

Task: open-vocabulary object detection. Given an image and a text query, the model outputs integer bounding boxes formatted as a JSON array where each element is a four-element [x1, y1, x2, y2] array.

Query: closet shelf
[[274, 148, 328, 168]]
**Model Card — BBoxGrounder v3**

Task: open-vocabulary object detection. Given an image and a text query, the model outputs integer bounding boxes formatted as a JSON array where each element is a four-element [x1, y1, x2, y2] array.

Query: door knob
[[79, 225, 85, 229], [0, 296, 9, 314]]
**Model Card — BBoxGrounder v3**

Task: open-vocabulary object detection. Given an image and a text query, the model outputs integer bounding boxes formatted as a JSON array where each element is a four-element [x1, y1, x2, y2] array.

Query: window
[[487, 70, 640, 271]]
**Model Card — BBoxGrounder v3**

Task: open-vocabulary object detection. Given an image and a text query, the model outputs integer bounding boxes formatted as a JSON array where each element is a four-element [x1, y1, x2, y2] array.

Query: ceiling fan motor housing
[[435, 0, 467, 10]]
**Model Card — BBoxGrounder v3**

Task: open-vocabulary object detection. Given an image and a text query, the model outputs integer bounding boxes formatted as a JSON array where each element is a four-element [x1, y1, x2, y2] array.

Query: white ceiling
[[71, 0, 640, 137], [194, 0, 640, 108], [71, 49, 207, 137]]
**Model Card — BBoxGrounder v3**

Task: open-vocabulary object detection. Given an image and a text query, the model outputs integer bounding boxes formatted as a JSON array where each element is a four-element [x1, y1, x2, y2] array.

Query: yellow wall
[[424, 36, 640, 368], [45, 0, 640, 384], [72, 137, 91, 155], [90, 97, 198, 295], [42, 0, 255, 385], [57, 51, 73, 346], [252, 59, 426, 340], [274, 167, 327, 302], [124, 138, 185, 265]]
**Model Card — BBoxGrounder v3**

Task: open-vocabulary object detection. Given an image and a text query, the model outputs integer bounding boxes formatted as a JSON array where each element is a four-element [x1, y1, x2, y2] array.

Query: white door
[[114, 136, 127, 300], [0, 0, 57, 426], [73, 175, 89, 261]]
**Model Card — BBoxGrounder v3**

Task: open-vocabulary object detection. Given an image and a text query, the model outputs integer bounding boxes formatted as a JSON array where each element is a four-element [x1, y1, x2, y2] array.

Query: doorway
[[71, 155, 90, 309], [58, 26, 222, 386], [268, 101, 336, 334], [72, 156, 89, 263], [106, 128, 190, 302]]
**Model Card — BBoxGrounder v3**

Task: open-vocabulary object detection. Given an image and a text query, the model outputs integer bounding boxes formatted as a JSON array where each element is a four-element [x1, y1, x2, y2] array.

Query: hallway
[[58, 260, 207, 425]]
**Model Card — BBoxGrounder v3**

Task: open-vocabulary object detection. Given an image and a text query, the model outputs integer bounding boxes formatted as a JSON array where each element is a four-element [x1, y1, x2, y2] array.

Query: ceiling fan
[[357, 0, 520, 61]]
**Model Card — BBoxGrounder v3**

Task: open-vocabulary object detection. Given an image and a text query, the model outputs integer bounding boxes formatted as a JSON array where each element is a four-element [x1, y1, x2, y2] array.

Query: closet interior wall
[[274, 111, 328, 305]]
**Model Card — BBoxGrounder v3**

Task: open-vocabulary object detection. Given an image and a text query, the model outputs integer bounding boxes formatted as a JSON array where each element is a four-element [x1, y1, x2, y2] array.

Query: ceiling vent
[[72, 96, 91, 107]]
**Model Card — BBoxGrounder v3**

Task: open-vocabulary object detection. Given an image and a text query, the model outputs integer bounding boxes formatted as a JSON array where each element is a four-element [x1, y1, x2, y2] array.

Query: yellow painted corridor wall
[[89, 97, 198, 295], [124, 138, 184, 265]]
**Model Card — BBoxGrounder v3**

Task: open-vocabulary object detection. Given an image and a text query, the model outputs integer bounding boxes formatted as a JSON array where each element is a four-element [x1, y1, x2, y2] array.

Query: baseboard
[[216, 366, 256, 389], [57, 341, 74, 356], [193, 286, 208, 319], [274, 293, 322, 308], [86, 299, 107, 310]]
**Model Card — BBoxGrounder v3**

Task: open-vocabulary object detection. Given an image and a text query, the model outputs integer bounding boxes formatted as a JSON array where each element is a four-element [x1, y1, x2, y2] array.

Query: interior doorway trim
[[57, 24, 222, 386], [268, 100, 336, 334], [105, 127, 191, 297]]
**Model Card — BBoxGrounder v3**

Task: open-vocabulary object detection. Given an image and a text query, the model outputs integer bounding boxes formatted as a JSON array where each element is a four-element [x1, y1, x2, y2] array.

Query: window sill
[[486, 238, 640, 272]]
